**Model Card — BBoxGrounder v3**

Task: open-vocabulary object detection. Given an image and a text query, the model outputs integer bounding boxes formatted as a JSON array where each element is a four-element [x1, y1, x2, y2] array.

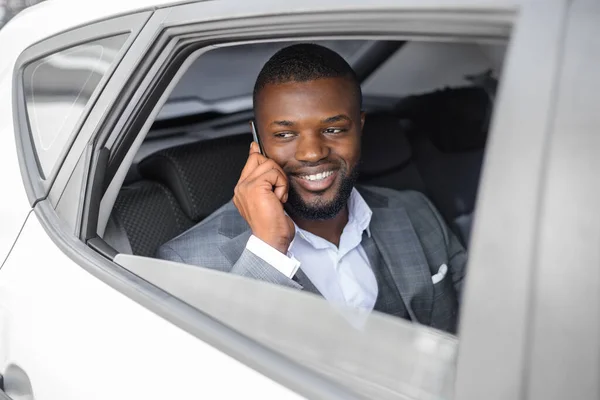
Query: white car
[[0, 0, 598, 399]]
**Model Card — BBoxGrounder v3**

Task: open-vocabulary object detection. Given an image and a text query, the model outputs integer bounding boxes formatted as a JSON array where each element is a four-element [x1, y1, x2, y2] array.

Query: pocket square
[[432, 264, 448, 284]]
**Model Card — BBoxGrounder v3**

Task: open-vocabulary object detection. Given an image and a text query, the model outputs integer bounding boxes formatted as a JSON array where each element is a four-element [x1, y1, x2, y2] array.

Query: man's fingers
[[274, 183, 287, 202], [255, 168, 289, 202], [244, 159, 286, 183], [238, 151, 268, 182]]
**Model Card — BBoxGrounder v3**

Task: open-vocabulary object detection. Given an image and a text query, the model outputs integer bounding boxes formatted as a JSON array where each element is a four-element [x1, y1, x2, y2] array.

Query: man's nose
[[295, 132, 329, 163]]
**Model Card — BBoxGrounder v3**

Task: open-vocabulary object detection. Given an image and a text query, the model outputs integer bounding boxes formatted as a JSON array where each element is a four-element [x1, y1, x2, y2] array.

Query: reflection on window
[[23, 34, 128, 178]]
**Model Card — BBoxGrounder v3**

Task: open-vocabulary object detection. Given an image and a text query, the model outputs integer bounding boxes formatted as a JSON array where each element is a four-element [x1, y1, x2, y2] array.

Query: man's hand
[[233, 142, 295, 254]]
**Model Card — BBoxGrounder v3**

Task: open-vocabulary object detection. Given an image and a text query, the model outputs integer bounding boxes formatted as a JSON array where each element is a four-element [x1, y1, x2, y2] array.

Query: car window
[[94, 8, 516, 396], [22, 34, 128, 178]]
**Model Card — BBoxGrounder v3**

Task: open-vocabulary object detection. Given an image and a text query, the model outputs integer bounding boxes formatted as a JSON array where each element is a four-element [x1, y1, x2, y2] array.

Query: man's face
[[254, 77, 364, 220]]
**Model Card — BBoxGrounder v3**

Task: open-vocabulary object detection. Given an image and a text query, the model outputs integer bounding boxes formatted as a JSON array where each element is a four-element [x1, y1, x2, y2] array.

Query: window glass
[[117, 254, 459, 400], [23, 34, 128, 178]]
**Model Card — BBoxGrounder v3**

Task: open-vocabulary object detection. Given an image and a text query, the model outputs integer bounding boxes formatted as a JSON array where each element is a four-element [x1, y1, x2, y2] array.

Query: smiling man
[[158, 44, 467, 333]]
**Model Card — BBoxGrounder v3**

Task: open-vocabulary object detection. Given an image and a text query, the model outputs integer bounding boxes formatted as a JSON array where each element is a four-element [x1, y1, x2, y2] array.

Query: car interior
[[101, 39, 504, 263]]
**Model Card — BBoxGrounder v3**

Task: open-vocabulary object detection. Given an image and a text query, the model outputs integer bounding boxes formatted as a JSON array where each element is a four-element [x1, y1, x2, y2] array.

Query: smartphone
[[250, 120, 265, 156]]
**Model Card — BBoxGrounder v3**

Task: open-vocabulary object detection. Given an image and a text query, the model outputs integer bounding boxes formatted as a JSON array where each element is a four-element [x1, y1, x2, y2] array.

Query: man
[[158, 43, 467, 334]]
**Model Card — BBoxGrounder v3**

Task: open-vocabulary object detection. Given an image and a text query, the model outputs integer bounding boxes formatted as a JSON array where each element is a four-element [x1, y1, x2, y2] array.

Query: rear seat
[[106, 134, 251, 257], [105, 180, 193, 257], [411, 136, 483, 246], [358, 113, 427, 194], [399, 86, 492, 246], [358, 112, 482, 246]]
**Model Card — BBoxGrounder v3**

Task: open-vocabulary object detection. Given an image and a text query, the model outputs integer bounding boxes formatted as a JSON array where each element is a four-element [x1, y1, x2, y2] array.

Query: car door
[[0, 6, 305, 400]]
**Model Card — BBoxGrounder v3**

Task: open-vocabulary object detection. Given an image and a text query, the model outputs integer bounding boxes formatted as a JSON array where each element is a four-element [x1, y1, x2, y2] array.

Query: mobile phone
[[250, 120, 265, 156]]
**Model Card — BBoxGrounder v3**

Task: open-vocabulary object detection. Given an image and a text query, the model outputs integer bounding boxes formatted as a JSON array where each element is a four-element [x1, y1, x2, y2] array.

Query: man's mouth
[[292, 169, 338, 192], [298, 170, 335, 181]]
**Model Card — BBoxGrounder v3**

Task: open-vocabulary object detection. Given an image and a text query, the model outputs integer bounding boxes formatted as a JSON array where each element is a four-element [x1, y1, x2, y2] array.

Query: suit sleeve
[[156, 244, 185, 263], [230, 248, 302, 290], [420, 194, 468, 302]]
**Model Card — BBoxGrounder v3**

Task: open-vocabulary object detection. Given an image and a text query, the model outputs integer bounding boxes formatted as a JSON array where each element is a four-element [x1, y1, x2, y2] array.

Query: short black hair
[[253, 43, 362, 112]]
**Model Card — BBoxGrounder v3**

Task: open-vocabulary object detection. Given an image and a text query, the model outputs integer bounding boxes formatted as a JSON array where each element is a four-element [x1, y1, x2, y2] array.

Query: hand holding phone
[[232, 123, 294, 254]]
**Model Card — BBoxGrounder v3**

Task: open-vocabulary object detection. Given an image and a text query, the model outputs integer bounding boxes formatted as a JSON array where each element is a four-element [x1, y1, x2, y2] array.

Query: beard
[[284, 163, 358, 221]]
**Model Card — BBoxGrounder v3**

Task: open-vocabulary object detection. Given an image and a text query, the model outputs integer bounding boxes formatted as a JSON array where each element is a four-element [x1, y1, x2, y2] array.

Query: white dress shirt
[[245, 189, 379, 312]]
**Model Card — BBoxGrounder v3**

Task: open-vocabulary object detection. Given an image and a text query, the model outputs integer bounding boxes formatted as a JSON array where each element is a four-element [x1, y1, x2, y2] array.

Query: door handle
[[0, 375, 12, 400], [1, 365, 34, 400]]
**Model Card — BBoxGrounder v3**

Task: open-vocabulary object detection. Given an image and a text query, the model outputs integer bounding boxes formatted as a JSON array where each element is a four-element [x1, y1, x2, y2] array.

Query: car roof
[[1, 0, 520, 51], [0, 0, 517, 96]]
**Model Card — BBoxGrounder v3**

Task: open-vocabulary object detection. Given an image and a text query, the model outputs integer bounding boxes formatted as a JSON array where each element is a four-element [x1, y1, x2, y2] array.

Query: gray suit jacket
[[157, 186, 467, 332]]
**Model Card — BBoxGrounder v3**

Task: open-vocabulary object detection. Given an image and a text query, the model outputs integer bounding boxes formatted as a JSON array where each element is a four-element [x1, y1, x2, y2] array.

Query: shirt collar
[[293, 188, 373, 246], [348, 187, 373, 238]]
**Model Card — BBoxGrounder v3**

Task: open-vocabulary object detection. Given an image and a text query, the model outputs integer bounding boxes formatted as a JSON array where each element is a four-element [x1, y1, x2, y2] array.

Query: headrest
[[139, 134, 252, 221], [359, 113, 412, 177], [395, 86, 491, 152]]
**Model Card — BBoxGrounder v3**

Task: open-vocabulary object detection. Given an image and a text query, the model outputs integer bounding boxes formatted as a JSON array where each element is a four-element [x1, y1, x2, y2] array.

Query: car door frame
[[522, 1, 600, 399], [455, 1, 574, 399]]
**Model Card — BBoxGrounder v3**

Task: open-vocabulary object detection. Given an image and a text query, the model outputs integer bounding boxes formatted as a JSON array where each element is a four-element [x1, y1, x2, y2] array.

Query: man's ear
[[360, 112, 366, 131]]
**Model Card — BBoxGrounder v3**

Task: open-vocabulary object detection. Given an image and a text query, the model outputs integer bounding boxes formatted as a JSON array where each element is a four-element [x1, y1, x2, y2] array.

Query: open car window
[[76, 4, 522, 398], [99, 34, 501, 398]]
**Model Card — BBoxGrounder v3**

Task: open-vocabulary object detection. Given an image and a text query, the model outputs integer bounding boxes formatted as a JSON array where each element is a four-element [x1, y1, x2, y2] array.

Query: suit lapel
[[218, 206, 322, 296], [293, 269, 322, 296], [361, 188, 433, 325]]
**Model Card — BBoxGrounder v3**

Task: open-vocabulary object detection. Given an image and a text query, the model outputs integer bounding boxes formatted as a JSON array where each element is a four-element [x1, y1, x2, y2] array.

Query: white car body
[[1, 1, 600, 399]]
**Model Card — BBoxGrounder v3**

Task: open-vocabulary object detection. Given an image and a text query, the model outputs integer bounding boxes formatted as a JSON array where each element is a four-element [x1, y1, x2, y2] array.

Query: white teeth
[[301, 171, 333, 181]]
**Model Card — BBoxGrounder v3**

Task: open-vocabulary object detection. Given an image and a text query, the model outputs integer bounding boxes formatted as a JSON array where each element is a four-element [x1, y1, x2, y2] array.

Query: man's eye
[[274, 132, 294, 138], [324, 128, 345, 134]]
